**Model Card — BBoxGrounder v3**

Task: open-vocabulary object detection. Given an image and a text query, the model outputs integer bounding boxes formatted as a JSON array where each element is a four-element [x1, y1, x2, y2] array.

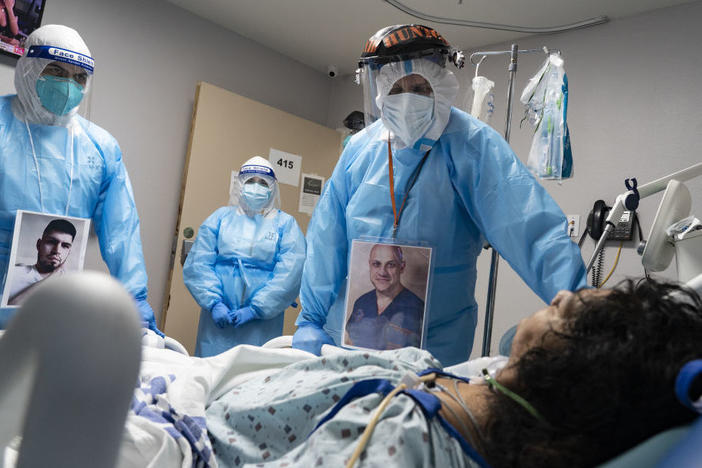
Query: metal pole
[[481, 44, 519, 357]]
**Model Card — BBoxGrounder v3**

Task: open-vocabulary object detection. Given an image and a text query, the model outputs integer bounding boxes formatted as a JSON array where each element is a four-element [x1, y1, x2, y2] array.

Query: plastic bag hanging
[[470, 76, 495, 123], [520, 53, 573, 180]]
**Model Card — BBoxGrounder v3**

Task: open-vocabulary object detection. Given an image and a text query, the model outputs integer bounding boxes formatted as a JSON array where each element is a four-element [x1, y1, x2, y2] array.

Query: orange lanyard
[[387, 137, 431, 236]]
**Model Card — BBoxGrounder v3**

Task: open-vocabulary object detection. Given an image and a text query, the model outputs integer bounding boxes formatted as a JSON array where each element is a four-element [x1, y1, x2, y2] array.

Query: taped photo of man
[[7, 218, 76, 305]]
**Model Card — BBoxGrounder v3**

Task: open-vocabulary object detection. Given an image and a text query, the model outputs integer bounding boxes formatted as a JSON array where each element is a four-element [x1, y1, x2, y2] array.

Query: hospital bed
[[0, 272, 700, 468]]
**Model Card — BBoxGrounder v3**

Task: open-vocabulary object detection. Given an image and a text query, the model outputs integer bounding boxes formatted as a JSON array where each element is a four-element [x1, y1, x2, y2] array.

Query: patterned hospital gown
[[206, 347, 486, 467]]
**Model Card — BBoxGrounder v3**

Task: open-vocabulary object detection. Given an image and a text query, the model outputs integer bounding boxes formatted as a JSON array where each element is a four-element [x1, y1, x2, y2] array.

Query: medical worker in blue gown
[[0, 25, 160, 334], [292, 24, 587, 366], [183, 156, 306, 357]]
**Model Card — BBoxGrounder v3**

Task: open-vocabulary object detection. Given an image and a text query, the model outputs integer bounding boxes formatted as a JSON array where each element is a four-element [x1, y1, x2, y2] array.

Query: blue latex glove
[[211, 302, 234, 329], [292, 324, 335, 356], [136, 299, 164, 338], [231, 306, 257, 328]]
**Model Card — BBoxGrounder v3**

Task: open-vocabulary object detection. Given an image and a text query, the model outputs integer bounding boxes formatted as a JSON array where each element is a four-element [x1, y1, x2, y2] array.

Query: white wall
[[327, 1, 702, 357], [0, 0, 333, 321]]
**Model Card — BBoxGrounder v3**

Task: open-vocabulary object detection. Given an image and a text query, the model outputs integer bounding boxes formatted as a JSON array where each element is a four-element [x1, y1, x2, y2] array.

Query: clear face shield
[[356, 50, 463, 149], [357, 48, 464, 128], [229, 162, 281, 216], [15, 44, 95, 125]]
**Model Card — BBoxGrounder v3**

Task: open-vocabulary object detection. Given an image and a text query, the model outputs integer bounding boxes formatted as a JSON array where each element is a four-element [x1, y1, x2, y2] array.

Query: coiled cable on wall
[[592, 248, 605, 288]]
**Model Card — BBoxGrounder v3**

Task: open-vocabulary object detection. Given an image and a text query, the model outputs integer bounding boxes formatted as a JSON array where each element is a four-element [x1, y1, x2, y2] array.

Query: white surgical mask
[[381, 93, 435, 147]]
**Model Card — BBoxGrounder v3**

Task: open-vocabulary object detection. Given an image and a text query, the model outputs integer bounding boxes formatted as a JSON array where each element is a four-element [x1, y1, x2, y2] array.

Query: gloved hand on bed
[[211, 302, 234, 328], [136, 299, 164, 337], [292, 323, 335, 355], [231, 306, 257, 327]]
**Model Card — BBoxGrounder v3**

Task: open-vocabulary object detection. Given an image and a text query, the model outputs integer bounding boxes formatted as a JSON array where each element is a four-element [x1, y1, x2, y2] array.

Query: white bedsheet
[[1, 341, 316, 468], [2, 331, 503, 468], [119, 340, 505, 467], [117, 344, 315, 468]]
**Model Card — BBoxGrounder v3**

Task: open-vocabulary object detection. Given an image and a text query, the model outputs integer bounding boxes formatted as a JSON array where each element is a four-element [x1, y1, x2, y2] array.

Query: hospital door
[[162, 81, 341, 353]]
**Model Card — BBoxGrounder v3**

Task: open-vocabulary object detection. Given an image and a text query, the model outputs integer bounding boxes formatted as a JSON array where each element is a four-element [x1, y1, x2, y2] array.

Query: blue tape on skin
[[26, 45, 94, 74], [675, 360, 702, 413]]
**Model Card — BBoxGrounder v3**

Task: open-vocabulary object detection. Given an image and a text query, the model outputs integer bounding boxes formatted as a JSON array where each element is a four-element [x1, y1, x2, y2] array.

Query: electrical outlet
[[567, 215, 580, 237]]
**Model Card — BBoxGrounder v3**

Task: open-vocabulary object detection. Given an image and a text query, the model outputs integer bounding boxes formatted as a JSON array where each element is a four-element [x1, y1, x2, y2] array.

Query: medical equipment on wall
[[587, 200, 637, 242], [585, 200, 639, 288], [667, 216, 702, 282], [639, 179, 702, 286], [584, 162, 702, 296], [469, 45, 564, 357], [520, 52, 573, 180]]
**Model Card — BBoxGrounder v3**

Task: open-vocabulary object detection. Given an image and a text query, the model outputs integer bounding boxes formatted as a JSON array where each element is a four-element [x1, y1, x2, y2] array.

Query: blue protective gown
[[183, 206, 306, 357], [0, 95, 149, 327], [297, 107, 587, 366]]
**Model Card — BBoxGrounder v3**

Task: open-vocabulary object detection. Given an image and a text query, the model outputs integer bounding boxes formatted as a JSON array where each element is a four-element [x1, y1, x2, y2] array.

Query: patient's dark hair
[[482, 279, 702, 468]]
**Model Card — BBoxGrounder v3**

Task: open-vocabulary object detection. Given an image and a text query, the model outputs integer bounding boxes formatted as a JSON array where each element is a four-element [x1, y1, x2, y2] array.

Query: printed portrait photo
[[1, 210, 90, 307], [342, 240, 432, 351]]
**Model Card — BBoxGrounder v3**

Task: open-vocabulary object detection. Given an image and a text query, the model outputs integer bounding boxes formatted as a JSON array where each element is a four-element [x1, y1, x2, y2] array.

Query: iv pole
[[472, 48, 702, 356], [471, 45, 556, 357]]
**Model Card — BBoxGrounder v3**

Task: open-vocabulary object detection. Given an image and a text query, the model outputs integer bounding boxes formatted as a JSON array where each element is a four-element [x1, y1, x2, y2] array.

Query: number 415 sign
[[269, 148, 302, 187]]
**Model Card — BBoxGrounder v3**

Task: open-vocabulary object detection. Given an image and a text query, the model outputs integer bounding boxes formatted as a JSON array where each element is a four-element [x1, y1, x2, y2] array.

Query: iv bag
[[520, 53, 573, 180], [470, 76, 495, 123]]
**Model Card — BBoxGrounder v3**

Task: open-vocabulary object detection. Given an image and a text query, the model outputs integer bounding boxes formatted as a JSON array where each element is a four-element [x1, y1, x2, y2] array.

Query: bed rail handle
[[0, 271, 142, 468]]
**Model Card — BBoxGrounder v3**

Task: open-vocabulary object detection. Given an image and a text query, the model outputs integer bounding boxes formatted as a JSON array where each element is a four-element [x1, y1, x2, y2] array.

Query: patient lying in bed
[[122, 279, 702, 468]]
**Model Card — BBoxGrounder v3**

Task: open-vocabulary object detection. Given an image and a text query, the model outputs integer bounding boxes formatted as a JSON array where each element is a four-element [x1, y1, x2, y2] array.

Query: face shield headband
[[230, 160, 280, 215], [359, 48, 448, 72], [239, 164, 276, 181], [26, 45, 94, 75]]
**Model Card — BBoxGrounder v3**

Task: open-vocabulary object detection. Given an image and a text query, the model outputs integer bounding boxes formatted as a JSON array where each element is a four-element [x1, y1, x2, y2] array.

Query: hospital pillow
[[596, 423, 691, 468]]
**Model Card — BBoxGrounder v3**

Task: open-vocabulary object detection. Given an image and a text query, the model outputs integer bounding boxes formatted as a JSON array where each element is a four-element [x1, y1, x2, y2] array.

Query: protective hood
[[374, 57, 459, 150], [229, 156, 281, 216], [13, 24, 93, 127]]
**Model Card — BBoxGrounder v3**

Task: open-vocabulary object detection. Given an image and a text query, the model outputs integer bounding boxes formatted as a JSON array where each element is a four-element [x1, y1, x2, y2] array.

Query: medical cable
[[635, 214, 644, 243], [24, 119, 76, 216], [577, 226, 589, 248], [598, 242, 623, 288], [431, 385, 477, 446], [345, 372, 436, 468], [453, 378, 487, 445], [386, 137, 431, 238], [591, 249, 604, 288], [384, 0, 608, 34], [481, 369, 545, 423], [430, 380, 487, 455]]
